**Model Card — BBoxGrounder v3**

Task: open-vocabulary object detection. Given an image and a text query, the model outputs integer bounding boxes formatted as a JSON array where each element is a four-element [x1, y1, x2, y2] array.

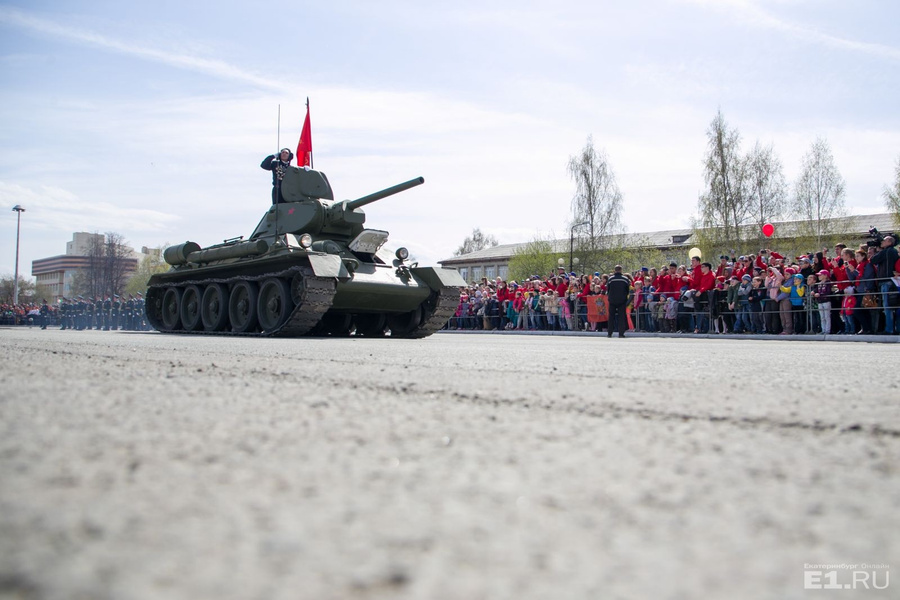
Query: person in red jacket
[[715, 255, 729, 278], [556, 276, 569, 297], [687, 256, 702, 290], [656, 266, 671, 298], [831, 257, 851, 291]]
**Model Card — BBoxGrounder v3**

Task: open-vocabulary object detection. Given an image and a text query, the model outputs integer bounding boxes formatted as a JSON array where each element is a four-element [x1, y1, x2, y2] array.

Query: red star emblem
[[288, 208, 295, 215]]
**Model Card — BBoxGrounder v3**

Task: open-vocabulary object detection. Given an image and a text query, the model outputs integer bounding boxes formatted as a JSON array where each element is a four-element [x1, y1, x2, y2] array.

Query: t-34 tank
[[145, 166, 465, 338]]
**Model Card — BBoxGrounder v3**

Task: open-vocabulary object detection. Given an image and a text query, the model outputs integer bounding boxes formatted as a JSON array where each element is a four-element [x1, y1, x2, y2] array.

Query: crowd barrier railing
[[445, 276, 900, 336]]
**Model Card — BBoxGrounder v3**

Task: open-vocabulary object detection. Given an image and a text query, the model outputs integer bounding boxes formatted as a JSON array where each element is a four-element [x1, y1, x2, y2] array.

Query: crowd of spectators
[[0, 301, 50, 327], [448, 235, 900, 336]]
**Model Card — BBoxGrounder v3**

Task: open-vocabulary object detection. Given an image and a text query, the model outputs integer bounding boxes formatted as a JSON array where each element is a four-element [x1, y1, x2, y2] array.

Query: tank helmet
[[279, 148, 294, 161]]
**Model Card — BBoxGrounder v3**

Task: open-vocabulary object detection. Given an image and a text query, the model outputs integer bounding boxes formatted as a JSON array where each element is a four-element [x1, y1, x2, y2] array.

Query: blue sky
[[2, 0, 898, 280]]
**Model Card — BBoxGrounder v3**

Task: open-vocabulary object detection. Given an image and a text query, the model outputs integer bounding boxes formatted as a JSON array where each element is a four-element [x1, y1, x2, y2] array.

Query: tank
[[145, 166, 465, 338]]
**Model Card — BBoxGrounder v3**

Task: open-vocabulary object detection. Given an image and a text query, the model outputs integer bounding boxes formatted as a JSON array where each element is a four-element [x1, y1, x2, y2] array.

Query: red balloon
[[762, 223, 775, 238]]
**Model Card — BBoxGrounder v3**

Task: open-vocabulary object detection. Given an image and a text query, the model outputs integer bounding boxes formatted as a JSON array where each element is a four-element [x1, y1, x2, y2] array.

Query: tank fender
[[409, 266, 467, 291], [308, 253, 351, 281]]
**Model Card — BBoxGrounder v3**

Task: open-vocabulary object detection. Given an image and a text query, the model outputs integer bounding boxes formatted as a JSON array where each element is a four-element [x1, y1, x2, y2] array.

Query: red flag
[[296, 99, 312, 167]]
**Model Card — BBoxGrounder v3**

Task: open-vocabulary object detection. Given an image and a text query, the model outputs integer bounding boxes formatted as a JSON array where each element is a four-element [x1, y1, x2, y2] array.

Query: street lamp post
[[569, 221, 589, 273], [12, 205, 26, 306]]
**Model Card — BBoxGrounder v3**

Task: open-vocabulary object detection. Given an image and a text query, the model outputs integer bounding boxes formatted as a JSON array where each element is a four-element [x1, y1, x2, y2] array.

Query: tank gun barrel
[[345, 177, 424, 211]]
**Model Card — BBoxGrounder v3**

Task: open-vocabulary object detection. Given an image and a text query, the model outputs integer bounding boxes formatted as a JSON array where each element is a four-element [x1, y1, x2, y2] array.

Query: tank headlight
[[395, 247, 409, 261], [299, 233, 313, 249]]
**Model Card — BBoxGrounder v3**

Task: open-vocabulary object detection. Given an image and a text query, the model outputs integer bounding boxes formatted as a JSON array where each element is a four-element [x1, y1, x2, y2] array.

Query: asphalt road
[[1, 328, 897, 600]]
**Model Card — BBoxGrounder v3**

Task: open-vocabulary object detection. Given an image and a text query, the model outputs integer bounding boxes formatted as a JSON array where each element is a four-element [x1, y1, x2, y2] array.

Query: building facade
[[32, 232, 142, 301]]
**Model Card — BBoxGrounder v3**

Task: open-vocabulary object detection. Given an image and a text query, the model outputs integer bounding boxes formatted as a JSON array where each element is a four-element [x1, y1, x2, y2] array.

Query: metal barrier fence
[[445, 277, 900, 336]]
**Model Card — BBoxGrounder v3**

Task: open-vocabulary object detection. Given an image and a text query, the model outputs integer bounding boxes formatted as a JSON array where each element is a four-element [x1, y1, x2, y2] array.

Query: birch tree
[[453, 227, 499, 257], [695, 110, 748, 248], [745, 140, 787, 242], [566, 135, 624, 264], [792, 137, 846, 246], [884, 155, 900, 227]]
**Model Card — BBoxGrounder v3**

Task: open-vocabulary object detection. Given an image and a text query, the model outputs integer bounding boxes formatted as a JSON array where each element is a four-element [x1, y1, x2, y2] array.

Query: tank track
[[394, 286, 460, 339], [146, 266, 336, 337]]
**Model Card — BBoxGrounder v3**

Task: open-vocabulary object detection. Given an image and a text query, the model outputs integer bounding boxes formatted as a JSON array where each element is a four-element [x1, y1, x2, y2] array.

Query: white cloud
[[682, 0, 900, 62], [0, 6, 289, 91]]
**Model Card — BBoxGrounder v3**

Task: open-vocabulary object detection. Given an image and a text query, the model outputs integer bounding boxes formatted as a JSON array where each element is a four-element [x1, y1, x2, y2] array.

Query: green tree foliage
[[125, 246, 169, 296], [507, 235, 558, 283], [594, 235, 668, 276], [453, 228, 499, 257], [0, 275, 52, 304]]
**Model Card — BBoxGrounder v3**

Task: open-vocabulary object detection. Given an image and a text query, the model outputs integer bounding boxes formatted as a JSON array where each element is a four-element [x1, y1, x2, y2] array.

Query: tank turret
[[248, 168, 425, 245], [145, 167, 464, 339]]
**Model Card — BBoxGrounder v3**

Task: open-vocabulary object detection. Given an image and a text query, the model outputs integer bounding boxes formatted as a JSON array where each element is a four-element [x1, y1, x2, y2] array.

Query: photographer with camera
[[870, 233, 899, 334]]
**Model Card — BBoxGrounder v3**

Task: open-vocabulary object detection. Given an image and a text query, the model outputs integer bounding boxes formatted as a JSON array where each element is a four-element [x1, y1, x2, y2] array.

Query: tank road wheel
[[201, 283, 229, 331], [180, 285, 203, 331], [353, 313, 386, 337], [228, 281, 259, 333], [161, 286, 183, 331], [257, 278, 294, 333], [318, 312, 352, 336], [386, 306, 423, 338]]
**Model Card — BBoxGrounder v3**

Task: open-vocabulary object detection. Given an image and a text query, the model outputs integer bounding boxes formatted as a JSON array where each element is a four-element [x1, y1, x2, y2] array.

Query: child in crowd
[[543, 290, 558, 330], [748, 277, 766, 333], [841, 285, 857, 334], [664, 296, 678, 332], [735, 274, 752, 333], [812, 269, 833, 335], [654, 293, 666, 332]]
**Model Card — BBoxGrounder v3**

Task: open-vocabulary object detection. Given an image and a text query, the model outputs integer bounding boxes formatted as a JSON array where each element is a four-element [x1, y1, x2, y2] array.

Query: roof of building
[[439, 212, 895, 266]]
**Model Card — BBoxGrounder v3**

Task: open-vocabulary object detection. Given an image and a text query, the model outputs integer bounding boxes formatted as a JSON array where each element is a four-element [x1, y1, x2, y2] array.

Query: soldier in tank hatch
[[261, 148, 294, 204]]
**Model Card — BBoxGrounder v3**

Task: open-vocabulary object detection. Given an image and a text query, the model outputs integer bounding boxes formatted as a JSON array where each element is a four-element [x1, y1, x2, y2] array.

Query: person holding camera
[[260, 148, 294, 204], [871, 234, 899, 334]]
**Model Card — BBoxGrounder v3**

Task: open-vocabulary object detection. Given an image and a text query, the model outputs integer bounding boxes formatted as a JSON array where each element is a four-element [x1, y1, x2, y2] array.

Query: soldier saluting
[[260, 148, 294, 205]]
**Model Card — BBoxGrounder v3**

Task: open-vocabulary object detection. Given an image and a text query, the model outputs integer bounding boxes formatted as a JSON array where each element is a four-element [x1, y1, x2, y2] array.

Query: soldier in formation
[[110, 295, 119, 330], [58, 297, 70, 330], [39, 299, 49, 330], [123, 294, 134, 330], [53, 291, 149, 332], [94, 296, 103, 330], [102, 294, 112, 330]]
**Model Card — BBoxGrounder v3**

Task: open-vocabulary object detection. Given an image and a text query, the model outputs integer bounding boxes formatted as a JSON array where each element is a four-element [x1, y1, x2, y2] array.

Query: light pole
[[12, 205, 25, 306], [569, 221, 589, 273]]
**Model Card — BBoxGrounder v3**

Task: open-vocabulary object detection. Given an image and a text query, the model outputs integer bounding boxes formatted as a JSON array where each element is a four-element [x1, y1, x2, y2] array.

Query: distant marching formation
[[54, 293, 148, 331]]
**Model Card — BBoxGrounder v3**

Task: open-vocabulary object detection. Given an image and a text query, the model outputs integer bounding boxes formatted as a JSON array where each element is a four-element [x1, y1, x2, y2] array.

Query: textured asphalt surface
[[1, 328, 897, 600]]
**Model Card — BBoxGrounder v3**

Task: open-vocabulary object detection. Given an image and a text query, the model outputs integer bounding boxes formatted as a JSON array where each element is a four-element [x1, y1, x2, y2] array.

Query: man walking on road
[[607, 265, 630, 338]]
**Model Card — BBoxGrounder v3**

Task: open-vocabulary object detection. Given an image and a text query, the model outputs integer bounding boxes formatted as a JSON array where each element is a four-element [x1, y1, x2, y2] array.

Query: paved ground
[[0, 328, 897, 600]]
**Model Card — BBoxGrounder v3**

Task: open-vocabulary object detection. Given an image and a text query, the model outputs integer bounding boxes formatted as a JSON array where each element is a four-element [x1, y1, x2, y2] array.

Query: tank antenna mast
[[275, 104, 281, 243]]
